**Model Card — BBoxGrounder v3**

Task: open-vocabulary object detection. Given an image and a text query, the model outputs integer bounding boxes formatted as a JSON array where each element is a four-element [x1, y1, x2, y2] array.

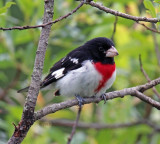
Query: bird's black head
[[85, 37, 119, 64]]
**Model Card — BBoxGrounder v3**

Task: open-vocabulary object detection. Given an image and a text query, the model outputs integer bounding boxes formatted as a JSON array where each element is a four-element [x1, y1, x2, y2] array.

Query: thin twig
[[139, 55, 160, 98], [0, 1, 84, 31], [135, 90, 160, 108], [137, 22, 160, 34], [67, 107, 82, 144], [87, 1, 160, 23], [40, 118, 160, 130], [139, 55, 152, 81], [152, 24, 160, 66], [111, 16, 118, 42]]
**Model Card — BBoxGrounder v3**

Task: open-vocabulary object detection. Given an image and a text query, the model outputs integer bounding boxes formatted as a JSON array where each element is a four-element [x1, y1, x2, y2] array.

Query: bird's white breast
[[56, 61, 116, 97], [56, 61, 101, 97]]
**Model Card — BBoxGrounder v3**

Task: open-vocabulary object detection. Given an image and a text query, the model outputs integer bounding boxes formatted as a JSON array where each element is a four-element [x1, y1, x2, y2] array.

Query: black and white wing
[[40, 51, 89, 88]]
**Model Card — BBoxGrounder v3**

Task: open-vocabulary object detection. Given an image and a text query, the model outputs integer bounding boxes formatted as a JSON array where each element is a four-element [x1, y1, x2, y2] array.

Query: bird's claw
[[101, 93, 107, 104], [75, 95, 85, 108]]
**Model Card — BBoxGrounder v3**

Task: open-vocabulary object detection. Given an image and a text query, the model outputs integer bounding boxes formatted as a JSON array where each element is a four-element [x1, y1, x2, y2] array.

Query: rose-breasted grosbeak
[[18, 37, 118, 106]]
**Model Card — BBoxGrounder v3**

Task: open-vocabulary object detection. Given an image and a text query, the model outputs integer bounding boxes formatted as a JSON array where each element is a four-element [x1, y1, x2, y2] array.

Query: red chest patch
[[94, 62, 115, 92]]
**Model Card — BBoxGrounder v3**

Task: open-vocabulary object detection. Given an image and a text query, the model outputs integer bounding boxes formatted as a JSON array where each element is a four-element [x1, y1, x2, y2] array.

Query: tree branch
[[8, 0, 54, 143], [139, 55, 160, 99], [34, 77, 160, 121], [152, 24, 160, 66], [87, 1, 160, 23], [67, 107, 82, 144], [134, 90, 160, 108], [0, 1, 84, 31], [111, 16, 118, 42], [137, 22, 160, 34], [40, 118, 160, 131]]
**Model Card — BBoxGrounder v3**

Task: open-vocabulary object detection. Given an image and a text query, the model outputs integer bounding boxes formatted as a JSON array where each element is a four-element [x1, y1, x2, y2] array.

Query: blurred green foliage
[[0, 0, 160, 144]]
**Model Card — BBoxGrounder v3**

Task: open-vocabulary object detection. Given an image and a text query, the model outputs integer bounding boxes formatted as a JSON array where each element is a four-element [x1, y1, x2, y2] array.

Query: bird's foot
[[101, 93, 107, 104], [75, 95, 85, 108]]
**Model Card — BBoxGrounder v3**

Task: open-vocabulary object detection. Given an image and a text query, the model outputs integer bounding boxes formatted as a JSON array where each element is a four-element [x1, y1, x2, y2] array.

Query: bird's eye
[[99, 47, 103, 51]]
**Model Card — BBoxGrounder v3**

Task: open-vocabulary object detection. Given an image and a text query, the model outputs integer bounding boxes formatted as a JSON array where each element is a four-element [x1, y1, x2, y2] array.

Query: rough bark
[[7, 0, 54, 143]]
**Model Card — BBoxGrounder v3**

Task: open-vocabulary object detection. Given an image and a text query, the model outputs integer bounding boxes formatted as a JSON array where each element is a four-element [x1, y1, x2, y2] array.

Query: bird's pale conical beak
[[106, 46, 119, 57]]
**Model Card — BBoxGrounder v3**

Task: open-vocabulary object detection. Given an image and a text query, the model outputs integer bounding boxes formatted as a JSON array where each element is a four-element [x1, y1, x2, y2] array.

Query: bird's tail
[[17, 86, 29, 93], [17, 84, 45, 93]]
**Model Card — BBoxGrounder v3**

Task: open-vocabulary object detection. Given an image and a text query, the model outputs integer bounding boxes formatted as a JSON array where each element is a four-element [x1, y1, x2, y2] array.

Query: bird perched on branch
[[18, 37, 118, 107]]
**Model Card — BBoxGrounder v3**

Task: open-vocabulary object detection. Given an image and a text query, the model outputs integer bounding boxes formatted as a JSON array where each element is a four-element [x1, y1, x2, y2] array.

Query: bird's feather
[[40, 50, 89, 88]]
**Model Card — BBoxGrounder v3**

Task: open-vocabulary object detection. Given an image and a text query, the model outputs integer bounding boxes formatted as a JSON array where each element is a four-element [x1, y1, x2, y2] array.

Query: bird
[[18, 37, 119, 107]]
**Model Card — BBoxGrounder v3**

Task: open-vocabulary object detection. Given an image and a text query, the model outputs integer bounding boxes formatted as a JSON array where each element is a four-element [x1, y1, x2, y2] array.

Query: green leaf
[[144, 0, 156, 17], [0, 2, 16, 15]]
